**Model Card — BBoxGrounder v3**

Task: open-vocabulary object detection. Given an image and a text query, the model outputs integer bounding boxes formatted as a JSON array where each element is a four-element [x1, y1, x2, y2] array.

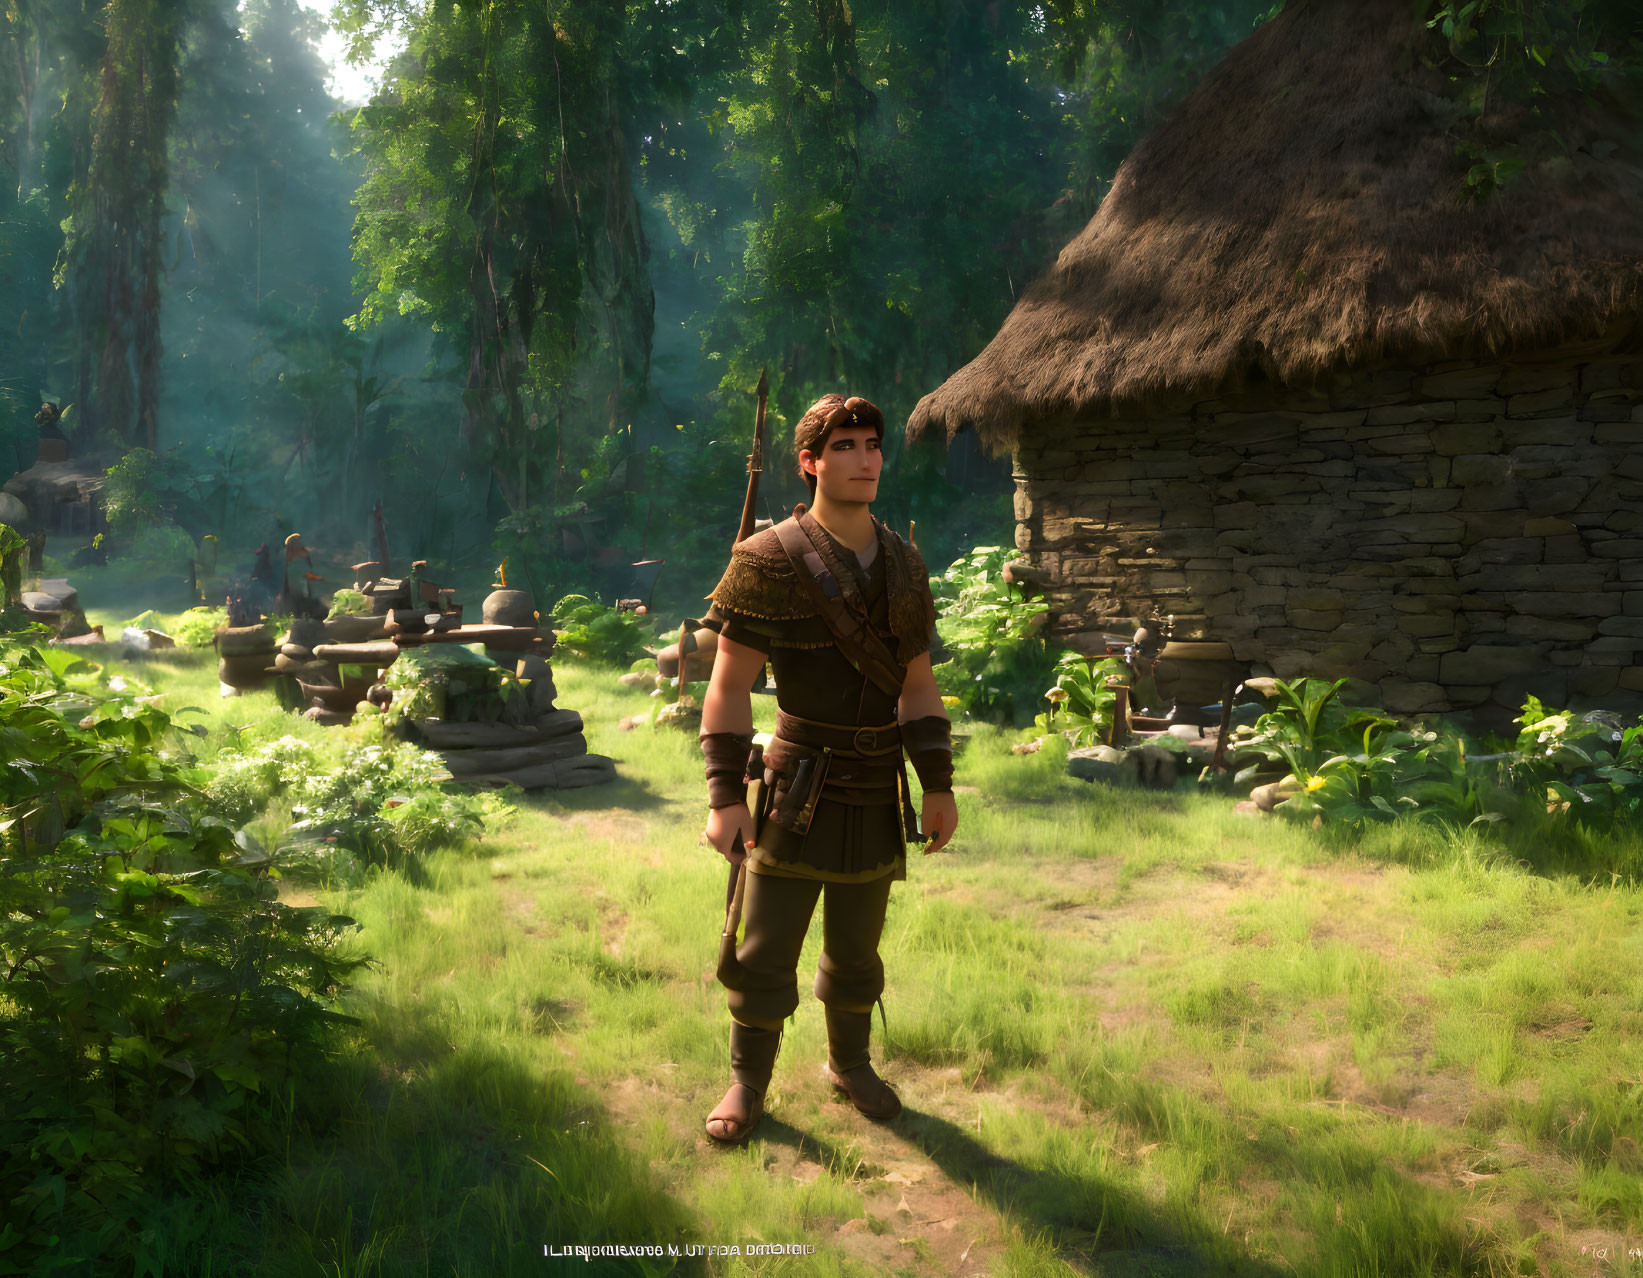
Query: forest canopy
[[2, 0, 1639, 606]]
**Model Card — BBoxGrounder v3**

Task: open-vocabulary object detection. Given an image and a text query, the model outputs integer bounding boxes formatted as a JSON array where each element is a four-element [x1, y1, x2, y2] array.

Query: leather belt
[[775, 711, 901, 757]]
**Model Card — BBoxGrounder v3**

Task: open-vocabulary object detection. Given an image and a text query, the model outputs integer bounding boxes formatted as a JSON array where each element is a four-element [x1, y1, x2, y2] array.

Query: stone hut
[[907, 0, 1643, 719]]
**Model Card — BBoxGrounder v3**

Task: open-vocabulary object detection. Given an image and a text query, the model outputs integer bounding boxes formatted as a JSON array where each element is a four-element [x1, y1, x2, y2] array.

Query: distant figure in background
[[34, 403, 69, 463], [279, 533, 326, 619], [246, 543, 277, 615]]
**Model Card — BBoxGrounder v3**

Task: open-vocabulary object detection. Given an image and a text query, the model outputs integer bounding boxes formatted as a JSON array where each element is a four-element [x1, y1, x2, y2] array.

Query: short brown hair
[[793, 394, 885, 495]]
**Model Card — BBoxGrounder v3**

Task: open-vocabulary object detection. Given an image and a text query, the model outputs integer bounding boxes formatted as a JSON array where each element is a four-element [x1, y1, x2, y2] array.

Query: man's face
[[802, 425, 883, 505]]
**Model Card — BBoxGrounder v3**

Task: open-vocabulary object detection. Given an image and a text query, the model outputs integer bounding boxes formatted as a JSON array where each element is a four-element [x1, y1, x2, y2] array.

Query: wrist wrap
[[700, 731, 755, 809], [902, 715, 954, 793]]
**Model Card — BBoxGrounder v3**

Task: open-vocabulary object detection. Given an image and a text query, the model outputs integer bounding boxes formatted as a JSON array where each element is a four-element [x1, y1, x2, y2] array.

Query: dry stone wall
[[1014, 350, 1643, 716]]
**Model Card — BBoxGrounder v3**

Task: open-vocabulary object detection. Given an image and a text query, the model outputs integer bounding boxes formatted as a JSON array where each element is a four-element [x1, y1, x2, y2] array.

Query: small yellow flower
[[1305, 776, 1327, 792]]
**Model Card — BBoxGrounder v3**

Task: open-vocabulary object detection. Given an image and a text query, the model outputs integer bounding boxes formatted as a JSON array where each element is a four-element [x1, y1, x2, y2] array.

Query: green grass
[[59, 651, 1643, 1276]]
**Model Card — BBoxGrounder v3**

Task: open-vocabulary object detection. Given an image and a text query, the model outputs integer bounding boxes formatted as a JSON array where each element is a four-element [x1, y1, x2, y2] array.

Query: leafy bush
[[173, 604, 229, 648], [1228, 681, 1643, 840], [203, 733, 493, 873], [931, 546, 1055, 725], [1501, 697, 1643, 828], [380, 644, 514, 724], [326, 587, 370, 618], [1034, 650, 1131, 746], [102, 448, 180, 539], [0, 642, 365, 1273], [550, 593, 655, 665]]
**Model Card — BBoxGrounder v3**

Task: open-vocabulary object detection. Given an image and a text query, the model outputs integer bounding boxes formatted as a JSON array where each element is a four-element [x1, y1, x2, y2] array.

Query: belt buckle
[[852, 726, 879, 752]]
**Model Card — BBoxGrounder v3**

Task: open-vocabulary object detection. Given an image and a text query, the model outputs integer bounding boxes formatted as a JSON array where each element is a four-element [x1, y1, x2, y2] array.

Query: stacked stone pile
[[383, 588, 614, 790], [21, 579, 92, 638], [216, 623, 277, 692], [1012, 351, 1643, 718]]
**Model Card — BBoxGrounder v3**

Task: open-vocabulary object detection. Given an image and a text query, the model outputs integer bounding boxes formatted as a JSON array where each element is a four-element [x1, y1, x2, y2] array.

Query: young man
[[697, 392, 958, 1144]]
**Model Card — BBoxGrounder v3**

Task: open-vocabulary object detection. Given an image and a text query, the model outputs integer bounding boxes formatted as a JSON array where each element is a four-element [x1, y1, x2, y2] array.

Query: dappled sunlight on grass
[[98, 652, 1643, 1274]]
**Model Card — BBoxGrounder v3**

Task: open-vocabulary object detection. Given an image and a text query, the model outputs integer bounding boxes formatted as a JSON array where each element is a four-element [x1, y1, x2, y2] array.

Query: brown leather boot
[[824, 1008, 901, 1120], [706, 1022, 780, 1143]]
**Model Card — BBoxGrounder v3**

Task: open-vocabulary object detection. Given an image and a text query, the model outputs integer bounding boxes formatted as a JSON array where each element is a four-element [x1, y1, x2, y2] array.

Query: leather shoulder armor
[[881, 526, 937, 664], [708, 520, 817, 621]]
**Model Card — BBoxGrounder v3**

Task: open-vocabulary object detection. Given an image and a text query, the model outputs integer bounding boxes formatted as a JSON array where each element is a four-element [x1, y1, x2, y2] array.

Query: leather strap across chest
[[775, 511, 907, 700]]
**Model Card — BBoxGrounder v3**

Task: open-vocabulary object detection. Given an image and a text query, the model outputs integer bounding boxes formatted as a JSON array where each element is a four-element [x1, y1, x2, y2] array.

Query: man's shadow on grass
[[753, 1106, 1286, 1276]]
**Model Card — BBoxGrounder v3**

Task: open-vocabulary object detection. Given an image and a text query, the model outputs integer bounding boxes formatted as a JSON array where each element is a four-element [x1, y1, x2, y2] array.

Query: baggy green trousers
[[723, 869, 894, 1091]]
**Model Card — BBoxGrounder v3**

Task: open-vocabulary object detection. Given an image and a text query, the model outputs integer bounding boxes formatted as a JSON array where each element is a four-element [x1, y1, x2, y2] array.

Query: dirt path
[[600, 1065, 1011, 1276]]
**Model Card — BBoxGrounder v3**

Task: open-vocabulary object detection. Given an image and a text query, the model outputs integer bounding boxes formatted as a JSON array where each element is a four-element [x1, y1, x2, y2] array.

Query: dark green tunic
[[705, 513, 935, 883]]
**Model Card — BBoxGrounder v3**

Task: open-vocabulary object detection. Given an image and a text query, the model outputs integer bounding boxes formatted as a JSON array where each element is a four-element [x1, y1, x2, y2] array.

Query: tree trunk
[[73, 0, 183, 448]]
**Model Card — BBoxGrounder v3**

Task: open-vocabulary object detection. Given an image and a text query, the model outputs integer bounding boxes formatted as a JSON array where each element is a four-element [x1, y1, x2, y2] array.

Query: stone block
[[1498, 365, 1576, 396], [1590, 539, 1643, 560], [1368, 635, 1417, 665], [1503, 615, 1598, 641], [1330, 368, 1415, 408], [1594, 424, 1643, 446], [1288, 587, 1345, 610], [1438, 645, 1543, 684], [1451, 454, 1513, 486], [1489, 671, 1569, 708], [1523, 517, 1578, 537], [1367, 402, 1457, 427], [1459, 566, 1602, 592], [1507, 593, 1610, 618], [1578, 403, 1636, 424], [1428, 457, 1453, 487], [1446, 685, 1495, 707], [1573, 667, 1623, 696], [1452, 397, 1509, 422], [1431, 422, 1502, 456], [1417, 366, 1503, 399], [1213, 614, 1261, 639], [1457, 540, 1546, 572], [1409, 489, 1462, 512], [1399, 614, 1457, 638], [1544, 536, 1586, 564], [1381, 680, 1447, 713], [1266, 649, 1314, 679], [1504, 423, 1589, 454], [1524, 477, 1590, 515], [1579, 358, 1642, 395], [1599, 617, 1643, 637], [1185, 571, 1233, 595], [1248, 566, 1309, 587], [1287, 609, 1343, 631], [1460, 483, 1525, 512], [1508, 388, 1577, 417], [1365, 433, 1436, 455], [1619, 667, 1643, 693], [1406, 655, 1441, 680], [1589, 637, 1639, 655]]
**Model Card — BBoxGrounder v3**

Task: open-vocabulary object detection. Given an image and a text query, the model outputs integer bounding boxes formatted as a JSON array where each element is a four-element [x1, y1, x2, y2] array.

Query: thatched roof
[[908, 0, 1643, 451]]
